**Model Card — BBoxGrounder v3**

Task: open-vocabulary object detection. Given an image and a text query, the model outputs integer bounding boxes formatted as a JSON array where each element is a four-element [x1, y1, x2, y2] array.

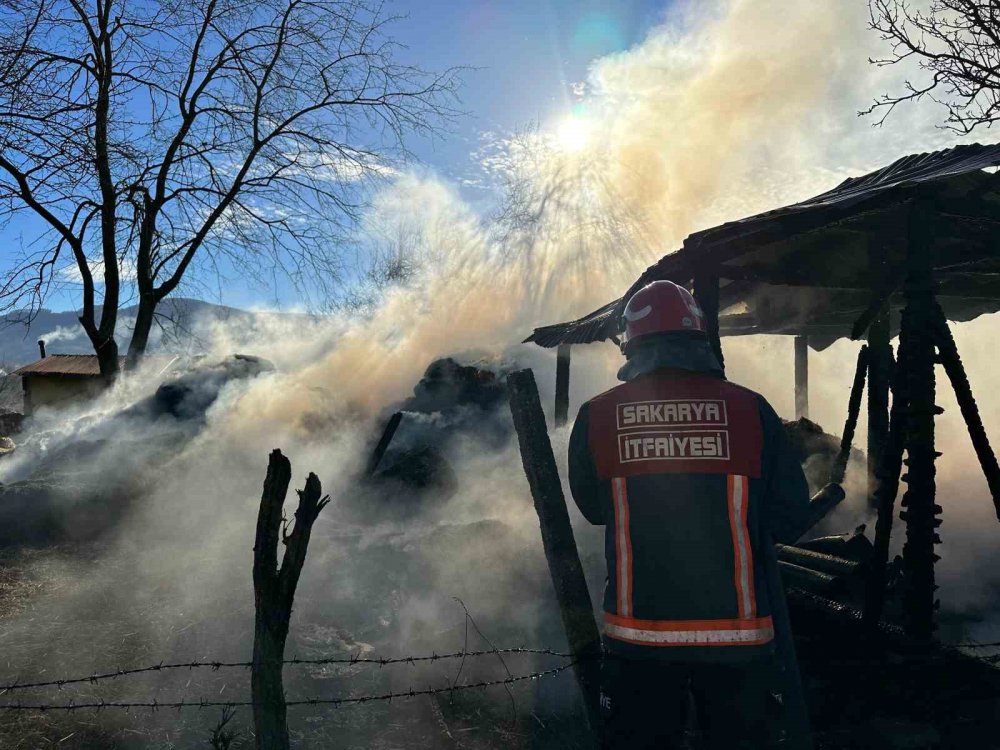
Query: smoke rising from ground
[[3, 0, 1000, 744]]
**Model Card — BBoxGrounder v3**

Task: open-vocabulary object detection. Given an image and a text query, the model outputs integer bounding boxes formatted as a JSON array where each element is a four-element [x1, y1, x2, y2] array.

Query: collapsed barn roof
[[526, 143, 1000, 350]]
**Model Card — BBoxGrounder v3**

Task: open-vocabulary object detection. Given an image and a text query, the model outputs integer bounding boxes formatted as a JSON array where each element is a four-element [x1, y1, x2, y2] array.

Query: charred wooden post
[[777, 560, 848, 597], [794, 336, 809, 420], [899, 204, 942, 640], [693, 274, 724, 372], [776, 545, 861, 578], [507, 369, 601, 734], [555, 344, 572, 428], [252, 450, 330, 750], [367, 411, 403, 477], [931, 305, 1000, 520], [863, 303, 913, 630], [830, 346, 869, 486], [867, 305, 892, 507]]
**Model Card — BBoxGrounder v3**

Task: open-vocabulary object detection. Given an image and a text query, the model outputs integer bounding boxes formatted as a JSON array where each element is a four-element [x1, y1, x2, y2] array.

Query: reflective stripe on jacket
[[569, 367, 810, 663]]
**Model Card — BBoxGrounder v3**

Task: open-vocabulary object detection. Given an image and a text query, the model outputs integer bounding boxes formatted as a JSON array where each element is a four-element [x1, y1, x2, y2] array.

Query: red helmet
[[622, 280, 706, 347]]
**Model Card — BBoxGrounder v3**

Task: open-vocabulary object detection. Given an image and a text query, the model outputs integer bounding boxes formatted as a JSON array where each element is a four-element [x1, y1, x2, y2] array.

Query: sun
[[555, 114, 590, 153]]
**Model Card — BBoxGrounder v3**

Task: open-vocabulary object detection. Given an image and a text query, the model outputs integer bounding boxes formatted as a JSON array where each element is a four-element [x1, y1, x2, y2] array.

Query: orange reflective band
[[603, 613, 775, 647], [611, 477, 633, 617], [727, 474, 756, 619]]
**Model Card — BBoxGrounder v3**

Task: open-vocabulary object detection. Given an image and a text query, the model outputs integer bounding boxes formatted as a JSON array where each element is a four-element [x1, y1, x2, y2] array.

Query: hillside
[[0, 298, 264, 368]]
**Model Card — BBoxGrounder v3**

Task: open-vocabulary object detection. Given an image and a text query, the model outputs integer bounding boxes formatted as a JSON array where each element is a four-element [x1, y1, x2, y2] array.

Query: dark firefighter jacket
[[569, 356, 810, 663]]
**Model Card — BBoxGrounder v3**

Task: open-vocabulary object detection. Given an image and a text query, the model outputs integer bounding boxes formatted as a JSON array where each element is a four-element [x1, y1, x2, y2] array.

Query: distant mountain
[[0, 298, 260, 367]]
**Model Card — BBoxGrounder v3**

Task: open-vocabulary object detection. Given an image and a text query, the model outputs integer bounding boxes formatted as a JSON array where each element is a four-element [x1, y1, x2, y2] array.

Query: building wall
[[23, 375, 104, 414]]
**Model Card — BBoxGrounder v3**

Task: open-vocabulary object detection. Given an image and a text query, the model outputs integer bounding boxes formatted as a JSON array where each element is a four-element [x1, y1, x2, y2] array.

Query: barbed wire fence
[[0, 647, 576, 695], [0, 656, 580, 713], [0, 600, 586, 717], [0, 638, 997, 714]]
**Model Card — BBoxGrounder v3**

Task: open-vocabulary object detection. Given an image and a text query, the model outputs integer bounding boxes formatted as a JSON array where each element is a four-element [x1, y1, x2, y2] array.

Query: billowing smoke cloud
[[2, 0, 999, 744]]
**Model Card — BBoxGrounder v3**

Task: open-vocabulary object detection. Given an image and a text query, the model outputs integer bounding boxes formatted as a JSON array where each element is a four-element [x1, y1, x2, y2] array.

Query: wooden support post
[[252, 450, 330, 750], [693, 274, 724, 372], [867, 305, 892, 508], [507, 369, 601, 735], [899, 203, 941, 640], [830, 346, 869, 486], [794, 336, 809, 421], [931, 307, 1000, 520], [555, 344, 572, 428], [863, 309, 911, 631]]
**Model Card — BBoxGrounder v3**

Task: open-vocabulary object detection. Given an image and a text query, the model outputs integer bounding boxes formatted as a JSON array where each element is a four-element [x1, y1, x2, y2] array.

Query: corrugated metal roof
[[12, 354, 122, 377], [526, 143, 1000, 349]]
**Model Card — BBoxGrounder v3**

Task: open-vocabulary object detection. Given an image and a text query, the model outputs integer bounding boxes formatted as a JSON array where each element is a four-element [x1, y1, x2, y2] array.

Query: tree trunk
[[82, 321, 120, 384], [126, 294, 157, 369]]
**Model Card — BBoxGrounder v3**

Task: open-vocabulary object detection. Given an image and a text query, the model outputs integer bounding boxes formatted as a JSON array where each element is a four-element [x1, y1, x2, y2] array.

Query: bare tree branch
[[865, 0, 1000, 132], [0, 0, 463, 376]]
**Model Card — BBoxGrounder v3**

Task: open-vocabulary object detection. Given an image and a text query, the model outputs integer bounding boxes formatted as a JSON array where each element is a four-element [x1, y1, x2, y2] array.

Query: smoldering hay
[[2, 0, 1000, 738]]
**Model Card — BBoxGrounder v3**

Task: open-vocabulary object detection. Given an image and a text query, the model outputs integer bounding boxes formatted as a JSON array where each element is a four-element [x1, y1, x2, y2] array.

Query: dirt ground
[[3, 543, 1000, 749]]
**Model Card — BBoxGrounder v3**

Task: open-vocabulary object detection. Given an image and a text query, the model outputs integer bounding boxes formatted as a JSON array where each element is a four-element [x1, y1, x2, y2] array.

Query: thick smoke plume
[[2, 0, 999, 745]]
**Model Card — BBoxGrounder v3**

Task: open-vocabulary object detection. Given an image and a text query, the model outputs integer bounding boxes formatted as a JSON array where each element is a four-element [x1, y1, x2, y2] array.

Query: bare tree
[[865, 0, 1000, 131], [0, 0, 460, 379]]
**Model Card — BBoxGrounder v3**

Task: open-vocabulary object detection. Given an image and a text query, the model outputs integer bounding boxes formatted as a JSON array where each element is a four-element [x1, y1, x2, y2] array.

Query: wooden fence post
[[507, 369, 602, 735], [252, 450, 330, 750]]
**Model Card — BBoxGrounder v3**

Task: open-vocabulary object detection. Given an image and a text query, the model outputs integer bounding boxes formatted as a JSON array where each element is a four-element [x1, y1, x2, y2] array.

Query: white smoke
[[2, 0, 1000, 744]]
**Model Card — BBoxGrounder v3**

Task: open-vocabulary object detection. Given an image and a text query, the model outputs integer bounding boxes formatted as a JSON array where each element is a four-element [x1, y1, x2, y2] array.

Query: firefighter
[[568, 280, 812, 749]]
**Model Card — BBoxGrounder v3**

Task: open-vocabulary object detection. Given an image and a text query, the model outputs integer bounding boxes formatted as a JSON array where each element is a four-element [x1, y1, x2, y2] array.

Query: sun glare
[[555, 115, 590, 153]]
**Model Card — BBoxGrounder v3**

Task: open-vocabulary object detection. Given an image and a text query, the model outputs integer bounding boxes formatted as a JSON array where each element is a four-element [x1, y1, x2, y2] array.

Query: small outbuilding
[[12, 354, 119, 415]]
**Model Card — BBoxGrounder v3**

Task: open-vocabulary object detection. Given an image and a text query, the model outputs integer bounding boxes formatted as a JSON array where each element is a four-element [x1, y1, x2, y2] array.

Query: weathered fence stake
[[507, 369, 601, 736], [252, 450, 330, 750]]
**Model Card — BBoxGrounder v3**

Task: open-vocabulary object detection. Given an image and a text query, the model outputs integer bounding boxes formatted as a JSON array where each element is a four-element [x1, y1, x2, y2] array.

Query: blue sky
[[0, 0, 670, 315], [393, 0, 667, 184]]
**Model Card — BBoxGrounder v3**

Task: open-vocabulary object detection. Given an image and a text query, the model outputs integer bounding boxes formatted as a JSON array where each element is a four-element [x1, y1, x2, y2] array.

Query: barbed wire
[[0, 647, 577, 694], [0, 661, 578, 713], [0, 632, 995, 705]]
